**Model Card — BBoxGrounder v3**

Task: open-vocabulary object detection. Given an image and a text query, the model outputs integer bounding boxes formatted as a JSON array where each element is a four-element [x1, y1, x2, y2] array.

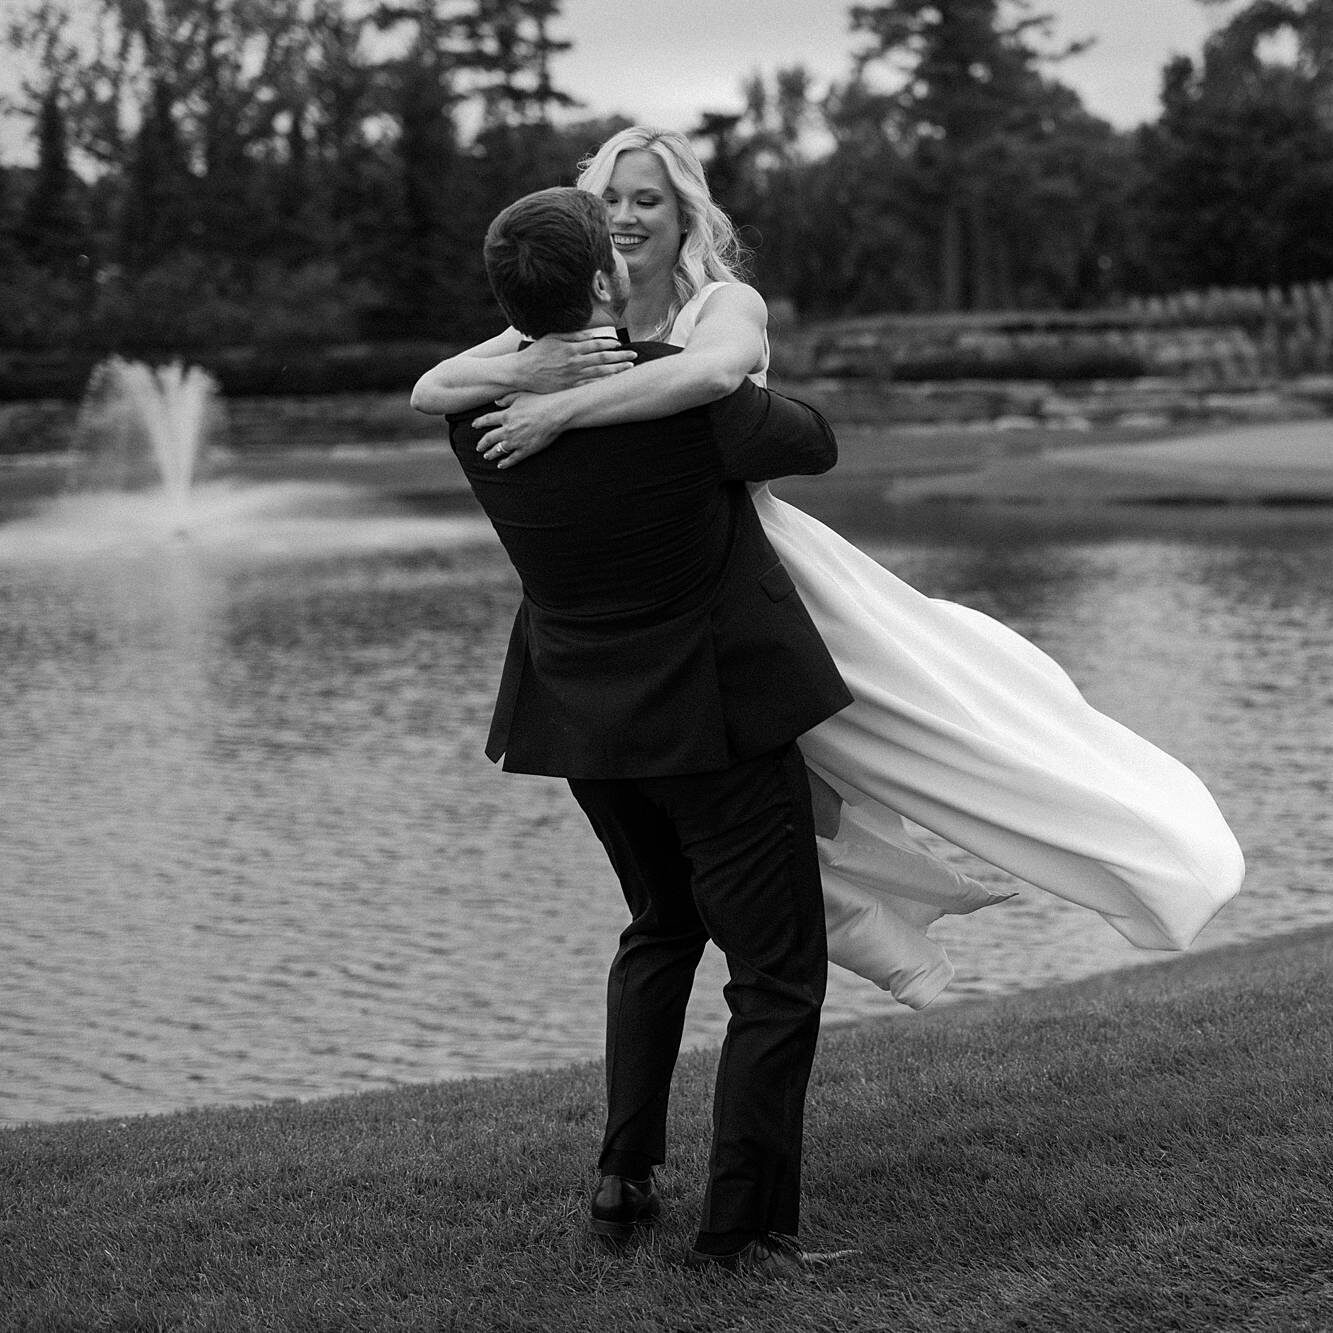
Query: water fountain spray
[[68, 357, 221, 535]]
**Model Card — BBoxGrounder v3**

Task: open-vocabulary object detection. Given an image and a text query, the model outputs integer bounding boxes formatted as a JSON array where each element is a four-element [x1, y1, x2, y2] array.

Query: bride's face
[[601, 150, 684, 286]]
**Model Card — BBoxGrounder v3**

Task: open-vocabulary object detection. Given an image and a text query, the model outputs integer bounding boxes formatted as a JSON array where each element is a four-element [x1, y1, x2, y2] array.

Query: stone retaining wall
[[771, 283, 1333, 383], [768, 375, 1333, 433]]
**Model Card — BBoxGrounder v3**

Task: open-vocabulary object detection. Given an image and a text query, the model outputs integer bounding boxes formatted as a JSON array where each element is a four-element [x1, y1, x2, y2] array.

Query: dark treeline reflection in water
[[2, 482, 1331, 1126]]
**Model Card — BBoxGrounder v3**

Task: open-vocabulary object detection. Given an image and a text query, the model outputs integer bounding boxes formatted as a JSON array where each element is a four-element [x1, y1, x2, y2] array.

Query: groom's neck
[[586, 302, 621, 329], [579, 312, 632, 345]]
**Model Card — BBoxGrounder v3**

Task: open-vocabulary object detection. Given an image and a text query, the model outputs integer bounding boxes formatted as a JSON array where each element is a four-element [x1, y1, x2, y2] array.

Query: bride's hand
[[521, 330, 636, 393], [475, 392, 569, 467]]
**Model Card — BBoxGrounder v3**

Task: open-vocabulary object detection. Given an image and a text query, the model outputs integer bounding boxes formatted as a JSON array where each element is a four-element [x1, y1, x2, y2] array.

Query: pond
[[2, 466, 1331, 1126]]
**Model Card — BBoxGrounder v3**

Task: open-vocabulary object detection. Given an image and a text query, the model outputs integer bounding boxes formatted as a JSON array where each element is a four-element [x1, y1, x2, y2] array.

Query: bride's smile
[[601, 149, 684, 286]]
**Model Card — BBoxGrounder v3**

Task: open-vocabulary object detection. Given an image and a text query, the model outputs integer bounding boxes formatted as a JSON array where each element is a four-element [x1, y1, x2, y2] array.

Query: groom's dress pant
[[568, 740, 827, 1247]]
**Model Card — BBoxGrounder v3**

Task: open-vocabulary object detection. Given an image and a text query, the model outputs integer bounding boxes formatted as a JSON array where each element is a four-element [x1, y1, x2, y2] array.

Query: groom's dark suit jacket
[[447, 341, 852, 779]]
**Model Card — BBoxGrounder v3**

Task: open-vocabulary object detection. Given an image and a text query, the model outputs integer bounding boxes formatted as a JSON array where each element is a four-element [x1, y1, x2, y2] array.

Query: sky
[[550, 0, 1224, 132]]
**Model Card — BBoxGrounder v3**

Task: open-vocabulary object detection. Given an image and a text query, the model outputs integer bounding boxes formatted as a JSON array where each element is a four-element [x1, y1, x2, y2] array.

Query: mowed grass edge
[[3, 924, 1331, 1332]]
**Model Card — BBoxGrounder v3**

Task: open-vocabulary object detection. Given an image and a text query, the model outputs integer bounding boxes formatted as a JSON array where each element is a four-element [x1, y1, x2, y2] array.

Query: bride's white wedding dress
[[671, 285, 1246, 1007]]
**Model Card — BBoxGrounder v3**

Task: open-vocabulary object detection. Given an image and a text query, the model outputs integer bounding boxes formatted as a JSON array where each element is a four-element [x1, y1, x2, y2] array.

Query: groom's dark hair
[[484, 187, 617, 339]]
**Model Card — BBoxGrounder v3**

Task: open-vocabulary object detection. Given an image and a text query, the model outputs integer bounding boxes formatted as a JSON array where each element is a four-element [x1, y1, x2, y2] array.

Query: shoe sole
[[590, 1212, 660, 1245], [684, 1245, 858, 1275]]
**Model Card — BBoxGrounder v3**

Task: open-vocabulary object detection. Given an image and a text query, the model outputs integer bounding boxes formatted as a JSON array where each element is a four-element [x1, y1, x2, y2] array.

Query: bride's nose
[[609, 197, 635, 224]]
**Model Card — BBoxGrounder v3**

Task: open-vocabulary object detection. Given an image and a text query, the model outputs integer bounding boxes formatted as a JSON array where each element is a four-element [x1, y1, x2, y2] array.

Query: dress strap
[[667, 282, 731, 347]]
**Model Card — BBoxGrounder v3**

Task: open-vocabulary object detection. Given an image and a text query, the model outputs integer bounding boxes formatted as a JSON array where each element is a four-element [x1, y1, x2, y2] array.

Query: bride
[[411, 126, 1245, 1007]]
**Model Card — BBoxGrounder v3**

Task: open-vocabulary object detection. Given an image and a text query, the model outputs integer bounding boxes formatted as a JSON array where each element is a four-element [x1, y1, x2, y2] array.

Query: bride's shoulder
[[693, 280, 764, 311], [678, 281, 767, 329]]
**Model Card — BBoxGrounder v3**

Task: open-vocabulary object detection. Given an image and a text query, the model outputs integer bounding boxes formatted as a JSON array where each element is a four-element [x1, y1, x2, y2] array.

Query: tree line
[[2, 0, 1331, 357]]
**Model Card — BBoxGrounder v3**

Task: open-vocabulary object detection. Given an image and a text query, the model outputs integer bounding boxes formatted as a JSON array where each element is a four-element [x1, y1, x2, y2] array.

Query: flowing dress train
[[670, 285, 1246, 1008]]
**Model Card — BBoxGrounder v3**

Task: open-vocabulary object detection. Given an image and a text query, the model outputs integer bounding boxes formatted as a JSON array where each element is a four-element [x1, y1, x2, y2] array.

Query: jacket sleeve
[[705, 378, 839, 482]]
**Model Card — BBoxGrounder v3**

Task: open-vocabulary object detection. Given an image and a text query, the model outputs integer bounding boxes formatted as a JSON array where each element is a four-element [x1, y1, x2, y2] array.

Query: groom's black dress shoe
[[684, 1232, 854, 1277], [589, 1173, 661, 1245]]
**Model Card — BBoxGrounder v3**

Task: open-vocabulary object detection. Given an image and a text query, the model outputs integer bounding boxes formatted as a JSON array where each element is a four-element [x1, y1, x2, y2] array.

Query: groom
[[438, 187, 852, 1274]]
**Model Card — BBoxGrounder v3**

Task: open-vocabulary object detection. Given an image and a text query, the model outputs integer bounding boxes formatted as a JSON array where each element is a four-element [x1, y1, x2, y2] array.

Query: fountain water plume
[[68, 357, 222, 533], [3, 357, 496, 562]]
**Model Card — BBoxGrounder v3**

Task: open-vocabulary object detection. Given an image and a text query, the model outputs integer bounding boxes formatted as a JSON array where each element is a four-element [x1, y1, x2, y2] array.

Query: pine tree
[[1137, 0, 1333, 287], [845, 0, 1095, 309], [16, 85, 87, 275], [118, 79, 193, 273]]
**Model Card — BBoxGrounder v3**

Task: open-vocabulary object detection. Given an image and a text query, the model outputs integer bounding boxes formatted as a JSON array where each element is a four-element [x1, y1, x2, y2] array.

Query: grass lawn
[[3, 925, 1332, 1332]]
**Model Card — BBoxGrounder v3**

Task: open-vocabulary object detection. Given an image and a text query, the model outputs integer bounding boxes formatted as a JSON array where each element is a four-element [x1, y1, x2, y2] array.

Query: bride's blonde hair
[[575, 126, 750, 340]]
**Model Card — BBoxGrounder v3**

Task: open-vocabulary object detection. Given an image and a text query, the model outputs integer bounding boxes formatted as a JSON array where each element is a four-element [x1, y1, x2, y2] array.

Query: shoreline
[[6, 919, 1330, 1134], [895, 917, 1333, 1027]]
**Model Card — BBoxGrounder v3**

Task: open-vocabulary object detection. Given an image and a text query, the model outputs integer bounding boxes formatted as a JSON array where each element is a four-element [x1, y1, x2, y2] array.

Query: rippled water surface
[[3, 477, 1331, 1125]]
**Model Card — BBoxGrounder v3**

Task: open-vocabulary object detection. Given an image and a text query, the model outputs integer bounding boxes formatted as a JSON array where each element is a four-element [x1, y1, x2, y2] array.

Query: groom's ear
[[590, 268, 615, 303]]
